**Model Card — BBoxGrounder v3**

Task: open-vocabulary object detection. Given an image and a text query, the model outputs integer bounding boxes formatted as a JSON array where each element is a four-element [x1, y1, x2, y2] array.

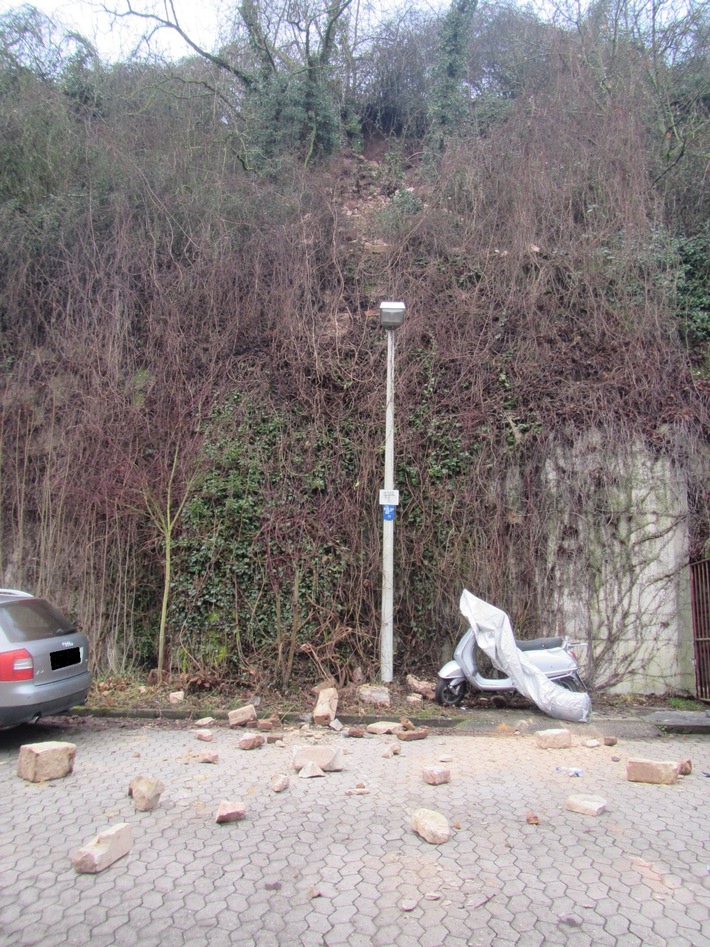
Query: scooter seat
[[515, 636, 564, 652]]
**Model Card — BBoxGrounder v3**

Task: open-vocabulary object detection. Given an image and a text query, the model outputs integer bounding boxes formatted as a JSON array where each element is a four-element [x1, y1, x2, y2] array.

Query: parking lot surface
[[1, 714, 709, 946]]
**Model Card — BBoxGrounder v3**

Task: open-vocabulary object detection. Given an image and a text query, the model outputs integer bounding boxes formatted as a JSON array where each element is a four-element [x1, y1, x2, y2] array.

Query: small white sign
[[379, 489, 400, 506]]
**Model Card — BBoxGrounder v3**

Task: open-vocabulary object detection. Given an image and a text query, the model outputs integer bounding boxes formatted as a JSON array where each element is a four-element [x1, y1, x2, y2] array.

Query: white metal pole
[[381, 328, 396, 683]]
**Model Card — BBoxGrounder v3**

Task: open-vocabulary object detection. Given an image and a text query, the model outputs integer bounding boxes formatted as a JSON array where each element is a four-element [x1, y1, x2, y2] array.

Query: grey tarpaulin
[[460, 589, 591, 723]]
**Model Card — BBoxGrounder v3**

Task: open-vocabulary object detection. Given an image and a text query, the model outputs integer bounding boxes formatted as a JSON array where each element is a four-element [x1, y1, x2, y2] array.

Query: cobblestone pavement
[[1, 715, 709, 947]]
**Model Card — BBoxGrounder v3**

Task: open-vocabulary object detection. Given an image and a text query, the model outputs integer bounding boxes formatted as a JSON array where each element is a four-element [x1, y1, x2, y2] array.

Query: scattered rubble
[[313, 687, 339, 726], [626, 758, 678, 785], [17, 741, 76, 782], [292, 746, 344, 772], [129, 775, 165, 811], [535, 728, 572, 749], [406, 675, 436, 701], [422, 765, 451, 785], [366, 721, 403, 735], [357, 684, 390, 707], [397, 728, 429, 742], [198, 752, 219, 764], [271, 774, 289, 792], [195, 716, 216, 727], [228, 704, 257, 728], [193, 729, 213, 742], [412, 808, 450, 845], [382, 744, 401, 758], [168, 691, 184, 704], [566, 794, 608, 816], [676, 758, 692, 775], [215, 800, 246, 823], [72, 823, 132, 874], [299, 761, 325, 778], [238, 733, 265, 751]]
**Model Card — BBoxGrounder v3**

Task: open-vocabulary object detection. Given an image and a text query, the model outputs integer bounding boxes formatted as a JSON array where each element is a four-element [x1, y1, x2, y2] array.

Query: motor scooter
[[436, 625, 586, 706]]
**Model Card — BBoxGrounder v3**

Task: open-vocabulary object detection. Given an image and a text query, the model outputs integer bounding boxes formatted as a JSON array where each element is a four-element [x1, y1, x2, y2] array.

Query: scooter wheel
[[557, 674, 585, 692], [435, 678, 467, 707]]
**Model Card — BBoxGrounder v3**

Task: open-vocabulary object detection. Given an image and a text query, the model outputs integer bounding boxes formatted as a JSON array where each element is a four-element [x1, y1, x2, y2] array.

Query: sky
[[0, 0, 227, 61]]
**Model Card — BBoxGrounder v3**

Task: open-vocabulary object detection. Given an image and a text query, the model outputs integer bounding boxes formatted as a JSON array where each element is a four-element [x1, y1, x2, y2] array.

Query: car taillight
[[0, 649, 34, 681]]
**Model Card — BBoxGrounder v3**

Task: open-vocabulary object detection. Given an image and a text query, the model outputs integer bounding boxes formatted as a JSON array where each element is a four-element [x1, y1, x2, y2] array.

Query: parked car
[[0, 589, 91, 728]]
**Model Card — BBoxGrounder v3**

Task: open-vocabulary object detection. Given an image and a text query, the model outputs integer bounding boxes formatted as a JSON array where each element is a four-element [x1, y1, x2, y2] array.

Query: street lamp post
[[379, 301, 406, 684]]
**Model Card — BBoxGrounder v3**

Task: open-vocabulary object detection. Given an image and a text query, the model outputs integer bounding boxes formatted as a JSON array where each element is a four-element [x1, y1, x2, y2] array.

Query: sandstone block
[[626, 758, 678, 785], [292, 746, 344, 772], [406, 674, 436, 701], [228, 704, 257, 728], [299, 761, 326, 778], [535, 728, 572, 749], [271, 774, 289, 792], [215, 800, 246, 824], [412, 808, 449, 844], [366, 721, 403, 735], [313, 687, 339, 726], [17, 741, 77, 783], [422, 766, 451, 785], [195, 716, 215, 727], [168, 690, 184, 704], [382, 744, 402, 758], [194, 729, 213, 742], [239, 733, 265, 751], [199, 752, 219, 764], [397, 728, 430, 742], [72, 823, 132, 873], [357, 684, 390, 707], [566, 793, 608, 816], [129, 775, 165, 811], [676, 759, 692, 776]]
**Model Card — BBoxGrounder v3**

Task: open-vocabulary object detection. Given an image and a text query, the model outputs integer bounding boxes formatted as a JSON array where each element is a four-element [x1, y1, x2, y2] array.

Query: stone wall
[[543, 433, 695, 694]]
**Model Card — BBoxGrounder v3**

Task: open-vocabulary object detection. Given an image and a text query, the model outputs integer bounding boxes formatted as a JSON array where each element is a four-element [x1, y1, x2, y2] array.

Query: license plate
[[51, 647, 80, 670]]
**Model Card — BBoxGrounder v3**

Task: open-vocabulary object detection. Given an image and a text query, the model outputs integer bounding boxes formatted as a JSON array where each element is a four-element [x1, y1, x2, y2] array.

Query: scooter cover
[[460, 590, 592, 723]]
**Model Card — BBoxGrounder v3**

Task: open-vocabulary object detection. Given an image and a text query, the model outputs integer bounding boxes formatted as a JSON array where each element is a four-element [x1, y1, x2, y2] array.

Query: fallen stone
[[357, 684, 390, 707], [228, 704, 257, 728], [257, 719, 273, 732], [406, 674, 436, 701], [168, 690, 184, 703], [215, 800, 246, 823], [400, 717, 416, 731], [193, 729, 213, 742], [195, 716, 216, 727], [292, 746, 344, 772], [345, 727, 365, 738], [422, 766, 451, 785], [366, 721, 403, 735], [199, 752, 219, 764], [406, 694, 424, 705], [265, 733, 286, 744], [400, 899, 417, 912], [382, 744, 402, 758], [583, 739, 601, 748], [535, 728, 572, 749], [345, 785, 370, 795], [411, 808, 449, 845], [603, 736, 618, 747], [313, 687, 339, 726], [17, 741, 77, 783], [626, 758, 678, 785], [72, 823, 132, 874], [367, 720, 404, 736], [271, 774, 290, 792], [676, 759, 692, 776], [299, 761, 326, 778], [239, 733, 265, 751], [397, 728, 430, 742], [329, 718, 343, 732], [566, 793, 608, 816], [128, 775, 165, 811]]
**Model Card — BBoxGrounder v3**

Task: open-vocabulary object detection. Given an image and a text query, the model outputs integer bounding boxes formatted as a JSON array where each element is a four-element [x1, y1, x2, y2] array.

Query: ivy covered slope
[[0, 1, 708, 690]]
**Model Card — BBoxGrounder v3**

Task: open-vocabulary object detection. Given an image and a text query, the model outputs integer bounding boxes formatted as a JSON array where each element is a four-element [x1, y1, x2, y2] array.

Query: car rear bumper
[[0, 670, 92, 727]]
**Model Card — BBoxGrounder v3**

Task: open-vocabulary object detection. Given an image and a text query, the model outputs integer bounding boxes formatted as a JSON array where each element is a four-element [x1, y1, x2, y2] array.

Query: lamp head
[[379, 301, 406, 330]]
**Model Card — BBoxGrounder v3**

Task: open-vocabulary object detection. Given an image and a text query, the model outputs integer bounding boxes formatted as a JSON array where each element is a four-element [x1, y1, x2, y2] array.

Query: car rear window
[[0, 600, 76, 643]]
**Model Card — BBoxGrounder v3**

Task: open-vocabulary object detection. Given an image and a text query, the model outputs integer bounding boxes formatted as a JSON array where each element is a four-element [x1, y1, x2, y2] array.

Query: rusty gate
[[690, 558, 710, 701]]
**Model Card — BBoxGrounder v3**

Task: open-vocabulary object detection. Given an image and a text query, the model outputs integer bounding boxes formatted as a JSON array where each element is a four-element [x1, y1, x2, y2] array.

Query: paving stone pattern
[[1, 719, 709, 946]]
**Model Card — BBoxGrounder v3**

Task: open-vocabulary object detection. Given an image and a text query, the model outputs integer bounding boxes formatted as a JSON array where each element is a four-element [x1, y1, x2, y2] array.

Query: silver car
[[0, 589, 91, 728]]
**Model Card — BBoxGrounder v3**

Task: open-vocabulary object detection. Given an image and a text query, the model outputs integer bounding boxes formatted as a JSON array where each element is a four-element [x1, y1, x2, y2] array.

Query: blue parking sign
[[383, 505, 395, 521]]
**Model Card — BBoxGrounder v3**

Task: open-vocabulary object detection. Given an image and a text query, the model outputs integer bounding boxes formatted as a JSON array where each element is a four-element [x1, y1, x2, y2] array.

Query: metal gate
[[690, 558, 710, 701]]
